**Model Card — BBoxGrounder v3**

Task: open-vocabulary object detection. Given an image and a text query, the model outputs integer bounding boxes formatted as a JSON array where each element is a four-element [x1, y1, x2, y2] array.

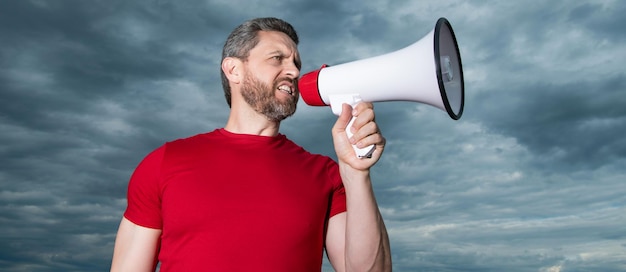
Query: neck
[[224, 101, 281, 137]]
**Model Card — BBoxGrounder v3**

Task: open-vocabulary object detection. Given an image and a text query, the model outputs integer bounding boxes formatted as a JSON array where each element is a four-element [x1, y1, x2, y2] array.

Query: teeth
[[278, 85, 293, 95]]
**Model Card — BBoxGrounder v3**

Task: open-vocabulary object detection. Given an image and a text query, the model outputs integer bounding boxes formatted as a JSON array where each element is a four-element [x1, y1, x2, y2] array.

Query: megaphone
[[298, 17, 464, 158]]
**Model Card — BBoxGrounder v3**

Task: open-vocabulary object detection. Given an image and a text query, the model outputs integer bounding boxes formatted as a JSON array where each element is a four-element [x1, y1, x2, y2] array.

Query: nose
[[284, 61, 300, 79]]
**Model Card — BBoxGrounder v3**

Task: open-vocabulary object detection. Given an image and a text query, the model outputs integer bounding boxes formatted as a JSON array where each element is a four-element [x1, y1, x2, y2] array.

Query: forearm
[[341, 164, 392, 272]]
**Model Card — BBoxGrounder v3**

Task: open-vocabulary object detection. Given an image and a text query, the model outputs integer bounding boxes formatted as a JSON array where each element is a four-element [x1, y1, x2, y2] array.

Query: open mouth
[[277, 85, 294, 95]]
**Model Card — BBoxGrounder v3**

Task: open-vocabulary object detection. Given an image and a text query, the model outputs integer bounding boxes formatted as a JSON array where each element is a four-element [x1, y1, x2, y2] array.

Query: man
[[111, 17, 391, 271]]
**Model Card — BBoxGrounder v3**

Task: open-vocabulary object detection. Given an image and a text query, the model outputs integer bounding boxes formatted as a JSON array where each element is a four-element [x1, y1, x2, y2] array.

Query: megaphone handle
[[346, 116, 376, 158], [329, 94, 376, 159]]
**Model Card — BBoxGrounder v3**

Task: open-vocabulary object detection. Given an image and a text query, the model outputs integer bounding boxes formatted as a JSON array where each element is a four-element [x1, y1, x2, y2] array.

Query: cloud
[[1, 0, 625, 271]]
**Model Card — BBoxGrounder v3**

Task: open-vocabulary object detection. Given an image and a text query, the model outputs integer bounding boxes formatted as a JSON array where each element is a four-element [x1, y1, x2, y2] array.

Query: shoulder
[[163, 130, 220, 153]]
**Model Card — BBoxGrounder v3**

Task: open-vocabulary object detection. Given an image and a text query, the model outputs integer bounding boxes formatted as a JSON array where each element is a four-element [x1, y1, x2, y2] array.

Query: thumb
[[332, 103, 353, 133]]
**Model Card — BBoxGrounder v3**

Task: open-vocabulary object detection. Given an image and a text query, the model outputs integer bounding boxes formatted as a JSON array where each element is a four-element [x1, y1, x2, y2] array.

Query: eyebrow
[[268, 50, 301, 70], [268, 50, 288, 57]]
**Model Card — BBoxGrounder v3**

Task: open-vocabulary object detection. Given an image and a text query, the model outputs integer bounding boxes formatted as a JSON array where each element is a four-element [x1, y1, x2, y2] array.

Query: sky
[[0, 0, 625, 271]]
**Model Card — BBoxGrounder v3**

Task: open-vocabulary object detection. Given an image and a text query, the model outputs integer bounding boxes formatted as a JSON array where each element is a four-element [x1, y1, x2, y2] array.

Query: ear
[[221, 57, 243, 84]]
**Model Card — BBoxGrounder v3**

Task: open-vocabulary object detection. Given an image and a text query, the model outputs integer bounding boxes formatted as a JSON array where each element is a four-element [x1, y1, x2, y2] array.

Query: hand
[[332, 102, 386, 171]]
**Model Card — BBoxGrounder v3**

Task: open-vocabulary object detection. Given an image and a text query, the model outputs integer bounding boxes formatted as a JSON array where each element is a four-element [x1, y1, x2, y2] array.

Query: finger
[[353, 101, 374, 114], [359, 132, 385, 149], [352, 122, 382, 147], [332, 103, 353, 133], [349, 107, 375, 134]]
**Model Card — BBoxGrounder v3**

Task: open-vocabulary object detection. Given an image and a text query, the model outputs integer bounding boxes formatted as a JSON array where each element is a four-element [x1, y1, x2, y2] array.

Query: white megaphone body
[[298, 17, 464, 158]]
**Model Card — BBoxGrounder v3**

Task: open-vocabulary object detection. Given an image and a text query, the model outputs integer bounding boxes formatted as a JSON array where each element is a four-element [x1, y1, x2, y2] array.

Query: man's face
[[241, 31, 301, 122]]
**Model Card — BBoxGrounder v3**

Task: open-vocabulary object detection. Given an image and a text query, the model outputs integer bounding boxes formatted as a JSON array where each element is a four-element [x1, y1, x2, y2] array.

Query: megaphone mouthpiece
[[298, 64, 328, 107]]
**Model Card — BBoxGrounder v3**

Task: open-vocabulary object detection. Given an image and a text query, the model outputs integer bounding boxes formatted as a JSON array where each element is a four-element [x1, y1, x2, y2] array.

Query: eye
[[294, 59, 302, 70]]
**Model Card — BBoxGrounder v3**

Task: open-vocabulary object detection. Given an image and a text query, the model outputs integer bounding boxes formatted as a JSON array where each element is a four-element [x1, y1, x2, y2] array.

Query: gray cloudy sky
[[1, 0, 625, 271]]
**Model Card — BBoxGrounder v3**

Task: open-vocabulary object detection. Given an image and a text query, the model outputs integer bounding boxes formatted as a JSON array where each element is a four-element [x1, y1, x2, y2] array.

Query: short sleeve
[[123, 145, 166, 229], [326, 160, 347, 218]]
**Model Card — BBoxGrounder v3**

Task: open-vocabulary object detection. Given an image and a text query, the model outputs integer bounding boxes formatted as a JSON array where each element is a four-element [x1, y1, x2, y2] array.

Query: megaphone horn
[[298, 17, 465, 158]]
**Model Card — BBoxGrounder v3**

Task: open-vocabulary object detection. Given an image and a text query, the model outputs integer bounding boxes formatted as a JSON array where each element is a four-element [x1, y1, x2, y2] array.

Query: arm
[[326, 103, 392, 272], [111, 217, 162, 272]]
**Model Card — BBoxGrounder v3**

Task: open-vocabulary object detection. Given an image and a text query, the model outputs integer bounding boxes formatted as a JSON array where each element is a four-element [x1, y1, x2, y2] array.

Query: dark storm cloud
[[1, 0, 625, 271], [461, 1, 626, 170], [0, 1, 224, 270], [477, 75, 626, 169], [568, 2, 626, 42]]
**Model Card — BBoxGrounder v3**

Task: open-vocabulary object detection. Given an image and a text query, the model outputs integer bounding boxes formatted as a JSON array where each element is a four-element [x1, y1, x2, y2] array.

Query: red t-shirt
[[124, 129, 346, 271]]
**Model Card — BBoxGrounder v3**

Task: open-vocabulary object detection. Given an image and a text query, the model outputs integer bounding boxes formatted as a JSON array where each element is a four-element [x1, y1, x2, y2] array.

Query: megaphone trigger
[[329, 94, 376, 159]]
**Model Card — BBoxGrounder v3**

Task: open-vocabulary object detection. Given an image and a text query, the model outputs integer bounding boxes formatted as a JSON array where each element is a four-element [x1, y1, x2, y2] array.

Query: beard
[[241, 72, 299, 122]]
